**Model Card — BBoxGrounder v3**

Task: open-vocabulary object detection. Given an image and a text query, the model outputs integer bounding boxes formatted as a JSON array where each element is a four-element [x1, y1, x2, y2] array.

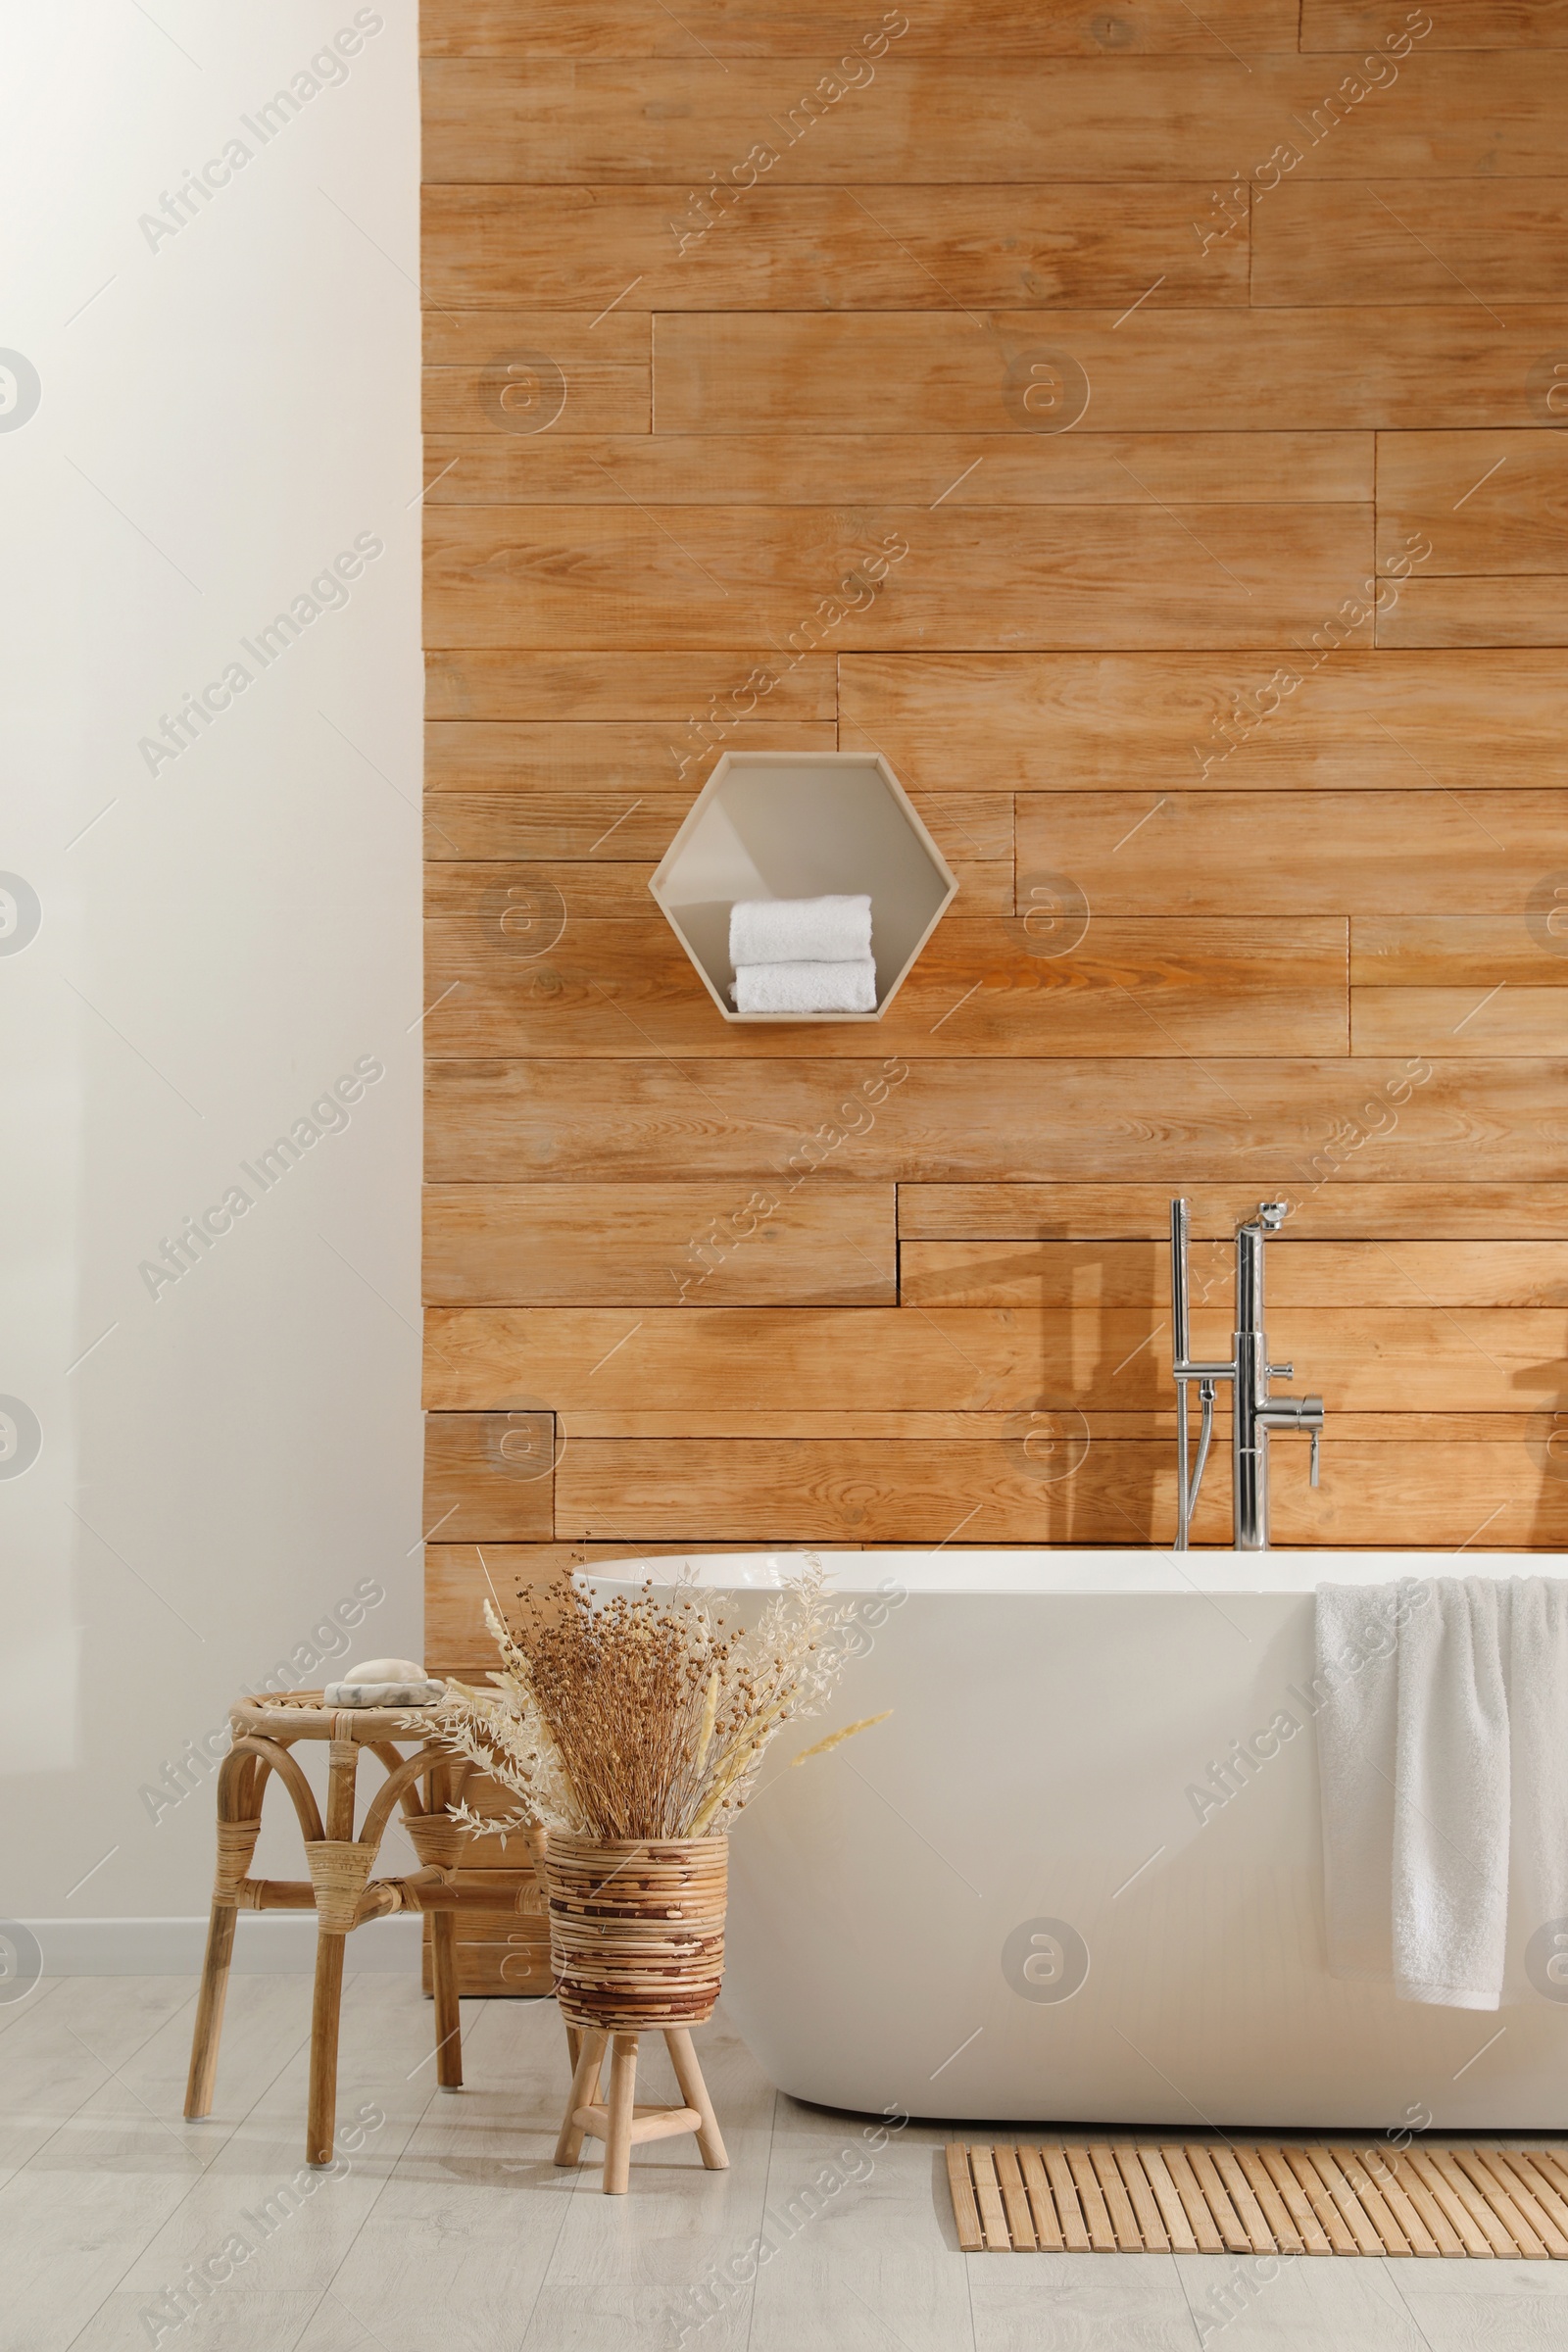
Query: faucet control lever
[[1269, 1362, 1294, 1381], [1310, 1426, 1321, 1489]]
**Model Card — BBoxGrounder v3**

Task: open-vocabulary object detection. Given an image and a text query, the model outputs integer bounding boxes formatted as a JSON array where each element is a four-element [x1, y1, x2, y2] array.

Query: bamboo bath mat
[[947, 2139, 1568, 2257]]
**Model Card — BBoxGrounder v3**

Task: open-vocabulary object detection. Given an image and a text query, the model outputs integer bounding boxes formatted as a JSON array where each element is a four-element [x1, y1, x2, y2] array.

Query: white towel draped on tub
[[1315, 1576, 1568, 2009], [729, 894, 872, 967]]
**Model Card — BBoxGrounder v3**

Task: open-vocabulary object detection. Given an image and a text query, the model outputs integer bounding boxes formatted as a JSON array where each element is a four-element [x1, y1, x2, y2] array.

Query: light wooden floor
[[5, 1976, 1567, 2350]]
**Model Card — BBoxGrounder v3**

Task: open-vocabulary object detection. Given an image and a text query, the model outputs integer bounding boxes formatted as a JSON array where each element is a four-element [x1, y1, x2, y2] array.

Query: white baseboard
[[23, 1914, 423, 1975]]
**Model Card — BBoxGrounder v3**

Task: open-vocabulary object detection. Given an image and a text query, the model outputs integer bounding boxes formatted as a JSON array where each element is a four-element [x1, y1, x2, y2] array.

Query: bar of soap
[[323, 1655, 445, 1707]]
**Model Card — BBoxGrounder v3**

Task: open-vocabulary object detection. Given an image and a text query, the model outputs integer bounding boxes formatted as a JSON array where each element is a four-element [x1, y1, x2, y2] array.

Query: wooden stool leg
[[563, 2025, 606, 2102], [430, 1911, 463, 2089], [554, 2027, 608, 2167], [306, 1930, 347, 2168], [664, 2028, 728, 2171], [186, 1745, 261, 2122], [183, 1901, 236, 2120], [306, 1732, 361, 2167], [603, 2033, 639, 2195]]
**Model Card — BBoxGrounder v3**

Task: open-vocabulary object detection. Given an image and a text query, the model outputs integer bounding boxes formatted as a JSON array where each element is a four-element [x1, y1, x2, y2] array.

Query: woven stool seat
[[183, 1689, 543, 2167]]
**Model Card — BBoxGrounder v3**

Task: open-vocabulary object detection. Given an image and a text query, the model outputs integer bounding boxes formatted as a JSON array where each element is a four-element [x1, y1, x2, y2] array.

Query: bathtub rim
[[578, 1546, 1562, 1597]]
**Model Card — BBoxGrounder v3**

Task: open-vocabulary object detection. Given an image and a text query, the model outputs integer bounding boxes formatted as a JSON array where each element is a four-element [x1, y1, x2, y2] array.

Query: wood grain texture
[[422, 311, 649, 364], [840, 650, 1568, 791], [424, 1303, 1568, 1412], [422, 314, 649, 435], [424, 649, 836, 720], [422, 1417, 1567, 1544], [1352, 917, 1568, 985], [555, 1409, 1554, 1438], [424, 1181, 897, 1302], [423, 505, 1373, 650], [424, 794, 737, 861], [424, 719, 837, 793], [423, 0, 1568, 1567], [424, 1411, 558, 1541], [421, 431, 1369, 506], [1377, 433, 1568, 573], [898, 1183, 1568, 1238], [1351, 989, 1568, 1055], [422, 184, 1249, 310], [424, 1057, 1564, 1184], [424, 790, 1013, 863], [423, 368, 647, 438], [1253, 183, 1568, 305], [554, 1435, 1567, 1543], [420, 1888, 551, 1999], [421, 58, 1568, 184], [1017, 791, 1561, 912], [423, 0, 1302, 60], [901, 1238, 1568, 1307], [420, 915, 1350, 1056], [1300, 0, 1568, 47], [655, 311, 1568, 432], [1377, 577, 1568, 645]]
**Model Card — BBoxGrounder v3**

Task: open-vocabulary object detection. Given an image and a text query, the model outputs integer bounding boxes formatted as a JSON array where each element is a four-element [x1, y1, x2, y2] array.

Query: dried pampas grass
[[433, 1555, 870, 1844], [789, 1710, 893, 1766]]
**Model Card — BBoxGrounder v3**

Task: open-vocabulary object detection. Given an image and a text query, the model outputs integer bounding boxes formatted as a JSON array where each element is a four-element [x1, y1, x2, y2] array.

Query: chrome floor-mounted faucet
[[1169, 1199, 1324, 1550]]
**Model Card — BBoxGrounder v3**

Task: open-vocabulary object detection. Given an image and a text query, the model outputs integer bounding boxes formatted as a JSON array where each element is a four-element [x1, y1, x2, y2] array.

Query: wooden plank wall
[[421, 0, 1568, 1693]]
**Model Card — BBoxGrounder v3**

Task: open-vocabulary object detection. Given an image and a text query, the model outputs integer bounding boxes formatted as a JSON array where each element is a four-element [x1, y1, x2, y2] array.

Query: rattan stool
[[183, 1690, 543, 2166]]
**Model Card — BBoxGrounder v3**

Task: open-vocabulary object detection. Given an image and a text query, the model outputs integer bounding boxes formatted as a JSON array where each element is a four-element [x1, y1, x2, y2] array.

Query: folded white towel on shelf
[[730, 958, 878, 1015], [1314, 1575, 1568, 2010], [729, 893, 872, 967]]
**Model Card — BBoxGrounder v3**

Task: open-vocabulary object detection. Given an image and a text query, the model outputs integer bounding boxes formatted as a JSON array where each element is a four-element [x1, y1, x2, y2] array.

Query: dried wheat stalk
[[432, 1556, 871, 1842]]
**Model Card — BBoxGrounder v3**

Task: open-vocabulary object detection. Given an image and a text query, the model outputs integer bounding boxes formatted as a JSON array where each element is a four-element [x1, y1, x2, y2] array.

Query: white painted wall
[[1, 1, 422, 1943]]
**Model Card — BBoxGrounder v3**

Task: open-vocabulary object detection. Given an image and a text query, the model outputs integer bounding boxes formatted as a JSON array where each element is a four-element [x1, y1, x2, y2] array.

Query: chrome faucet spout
[[1169, 1197, 1326, 1550]]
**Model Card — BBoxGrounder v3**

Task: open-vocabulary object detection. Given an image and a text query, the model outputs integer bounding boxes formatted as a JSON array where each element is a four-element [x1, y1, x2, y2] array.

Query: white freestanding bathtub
[[592, 1550, 1568, 2131]]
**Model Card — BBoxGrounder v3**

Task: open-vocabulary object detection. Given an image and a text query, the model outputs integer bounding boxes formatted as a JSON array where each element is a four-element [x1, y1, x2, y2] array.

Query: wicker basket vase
[[545, 1834, 727, 2030]]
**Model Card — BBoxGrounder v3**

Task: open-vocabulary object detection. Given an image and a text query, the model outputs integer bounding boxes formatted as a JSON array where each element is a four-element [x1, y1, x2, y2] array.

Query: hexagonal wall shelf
[[649, 751, 958, 1023]]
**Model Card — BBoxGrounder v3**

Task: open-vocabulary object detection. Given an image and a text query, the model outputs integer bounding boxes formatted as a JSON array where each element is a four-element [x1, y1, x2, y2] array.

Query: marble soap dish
[[323, 1655, 446, 1708]]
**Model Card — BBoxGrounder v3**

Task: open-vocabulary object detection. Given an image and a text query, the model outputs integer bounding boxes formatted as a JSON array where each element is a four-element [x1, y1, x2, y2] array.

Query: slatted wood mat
[[947, 2140, 1568, 2257]]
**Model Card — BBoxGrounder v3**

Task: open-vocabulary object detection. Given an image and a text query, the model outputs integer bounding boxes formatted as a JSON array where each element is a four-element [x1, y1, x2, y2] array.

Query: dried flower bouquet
[[432, 1555, 879, 1844]]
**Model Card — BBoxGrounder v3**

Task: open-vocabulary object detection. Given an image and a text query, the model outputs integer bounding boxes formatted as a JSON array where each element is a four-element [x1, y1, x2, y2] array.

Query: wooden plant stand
[[555, 2025, 727, 2195], [546, 1834, 730, 2195], [183, 1690, 547, 2167]]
